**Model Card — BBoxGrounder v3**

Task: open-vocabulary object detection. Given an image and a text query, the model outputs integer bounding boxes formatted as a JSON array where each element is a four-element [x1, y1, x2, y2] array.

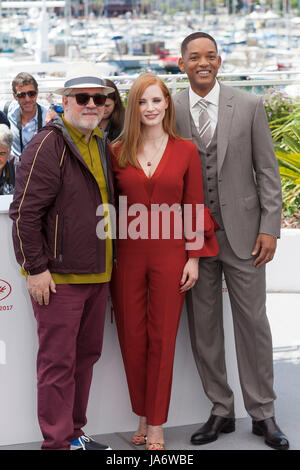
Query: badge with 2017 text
[[0, 279, 13, 311]]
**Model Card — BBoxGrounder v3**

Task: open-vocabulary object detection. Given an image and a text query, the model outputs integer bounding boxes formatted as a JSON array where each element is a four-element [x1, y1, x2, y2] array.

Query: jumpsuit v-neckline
[[138, 137, 170, 200]]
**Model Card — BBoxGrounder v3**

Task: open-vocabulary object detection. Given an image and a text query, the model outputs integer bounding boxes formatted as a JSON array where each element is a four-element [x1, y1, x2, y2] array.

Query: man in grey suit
[[174, 32, 289, 450]]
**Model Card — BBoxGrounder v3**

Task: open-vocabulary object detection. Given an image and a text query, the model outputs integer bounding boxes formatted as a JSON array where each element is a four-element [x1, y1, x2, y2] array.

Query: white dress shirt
[[189, 80, 220, 137], [1, 101, 48, 159]]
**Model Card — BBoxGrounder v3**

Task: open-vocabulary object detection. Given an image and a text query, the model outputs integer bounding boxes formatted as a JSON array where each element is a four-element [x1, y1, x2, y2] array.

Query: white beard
[[76, 113, 101, 131], [66, 110, 102, 133]]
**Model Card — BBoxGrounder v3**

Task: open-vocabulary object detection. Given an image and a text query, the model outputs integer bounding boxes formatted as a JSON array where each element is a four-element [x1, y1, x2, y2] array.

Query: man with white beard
[[9, 74, 115, 450]]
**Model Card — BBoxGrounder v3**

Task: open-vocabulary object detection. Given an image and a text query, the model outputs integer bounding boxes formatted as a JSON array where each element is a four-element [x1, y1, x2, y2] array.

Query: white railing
[[0, 71, 300, 103], [112, 72, 300, 96]]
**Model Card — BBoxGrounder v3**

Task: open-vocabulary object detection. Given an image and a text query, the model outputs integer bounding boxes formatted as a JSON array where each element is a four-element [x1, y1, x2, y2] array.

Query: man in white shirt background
[[1, 72, 48, 169]]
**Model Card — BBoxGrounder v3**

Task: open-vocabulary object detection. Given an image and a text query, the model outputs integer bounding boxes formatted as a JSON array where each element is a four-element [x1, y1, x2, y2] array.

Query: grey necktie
[[198, 100, 212, 147]]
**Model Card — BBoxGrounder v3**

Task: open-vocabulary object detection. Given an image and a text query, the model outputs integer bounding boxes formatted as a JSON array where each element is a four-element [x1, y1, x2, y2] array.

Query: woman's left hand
[[179, 257, 199, 293]]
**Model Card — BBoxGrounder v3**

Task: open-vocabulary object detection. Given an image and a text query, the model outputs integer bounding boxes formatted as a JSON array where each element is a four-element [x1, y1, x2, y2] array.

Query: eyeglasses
[[67, 93, 107, 107], [15, 90, 38, 99]]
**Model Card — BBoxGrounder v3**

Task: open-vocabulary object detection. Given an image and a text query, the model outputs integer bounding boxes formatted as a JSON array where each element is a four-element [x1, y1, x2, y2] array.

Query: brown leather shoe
[[252, 417, 289, 450], [191, 414, 235, 445]]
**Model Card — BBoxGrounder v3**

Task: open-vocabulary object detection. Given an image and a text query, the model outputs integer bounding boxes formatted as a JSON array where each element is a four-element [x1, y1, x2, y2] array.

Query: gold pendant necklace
[[145, 134, 166, 167]]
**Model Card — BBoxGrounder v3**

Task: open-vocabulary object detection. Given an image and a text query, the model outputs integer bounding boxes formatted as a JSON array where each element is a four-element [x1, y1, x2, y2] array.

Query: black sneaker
[[70, 434, 112, 450]]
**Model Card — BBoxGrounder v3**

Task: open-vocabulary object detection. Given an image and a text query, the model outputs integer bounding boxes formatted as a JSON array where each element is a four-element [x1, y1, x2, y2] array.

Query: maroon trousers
[[31, 283, 108, 450]]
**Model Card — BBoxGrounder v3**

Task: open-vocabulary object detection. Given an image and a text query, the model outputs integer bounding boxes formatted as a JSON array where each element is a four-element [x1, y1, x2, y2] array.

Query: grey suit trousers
[[186, 229, 276, 420]]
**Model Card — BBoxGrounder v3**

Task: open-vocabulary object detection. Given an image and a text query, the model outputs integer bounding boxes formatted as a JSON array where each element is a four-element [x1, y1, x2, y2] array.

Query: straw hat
[[54, 74, 115, 96]]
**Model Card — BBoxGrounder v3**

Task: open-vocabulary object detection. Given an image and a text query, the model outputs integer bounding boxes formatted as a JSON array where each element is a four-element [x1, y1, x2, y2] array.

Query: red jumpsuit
[[111, 137, 219, 425]]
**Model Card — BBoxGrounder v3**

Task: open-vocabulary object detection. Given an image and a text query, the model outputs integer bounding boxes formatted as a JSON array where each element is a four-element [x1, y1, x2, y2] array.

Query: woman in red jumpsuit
[[110, 74, 219, 450]]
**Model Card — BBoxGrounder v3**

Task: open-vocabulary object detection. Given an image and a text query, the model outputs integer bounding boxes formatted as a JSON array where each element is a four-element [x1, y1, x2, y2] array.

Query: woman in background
[[99, 78, 125, 142], [0, 124, 15, 195], [110, 73, 219, 450]]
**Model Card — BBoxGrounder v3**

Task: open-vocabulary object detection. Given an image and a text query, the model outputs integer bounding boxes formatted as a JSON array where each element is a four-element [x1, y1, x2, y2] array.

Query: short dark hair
[[181, 32, 218, 56], [12, 72, 38, 94]]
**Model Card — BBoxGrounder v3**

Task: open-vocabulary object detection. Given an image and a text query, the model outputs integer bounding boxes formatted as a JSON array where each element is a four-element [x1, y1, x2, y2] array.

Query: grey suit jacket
[[173, 83, 282, 260]]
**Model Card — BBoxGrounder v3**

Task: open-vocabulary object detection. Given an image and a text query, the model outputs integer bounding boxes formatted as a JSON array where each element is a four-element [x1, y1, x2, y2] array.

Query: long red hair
[[111, 73, 180, 168]]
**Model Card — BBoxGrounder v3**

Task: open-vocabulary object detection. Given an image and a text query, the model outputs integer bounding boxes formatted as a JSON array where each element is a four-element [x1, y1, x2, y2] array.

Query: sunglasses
[[15, 90, 37, 99], [67, 93, 107, 107]]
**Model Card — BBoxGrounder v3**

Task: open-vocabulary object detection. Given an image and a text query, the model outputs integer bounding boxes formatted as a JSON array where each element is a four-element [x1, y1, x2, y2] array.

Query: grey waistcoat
[[190, 115, 224, 229]]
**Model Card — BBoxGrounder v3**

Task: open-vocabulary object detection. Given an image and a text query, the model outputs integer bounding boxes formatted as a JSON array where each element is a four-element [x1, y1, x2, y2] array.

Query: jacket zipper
[[54, 214, 59, 259], [59, 216, 64, 262]]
